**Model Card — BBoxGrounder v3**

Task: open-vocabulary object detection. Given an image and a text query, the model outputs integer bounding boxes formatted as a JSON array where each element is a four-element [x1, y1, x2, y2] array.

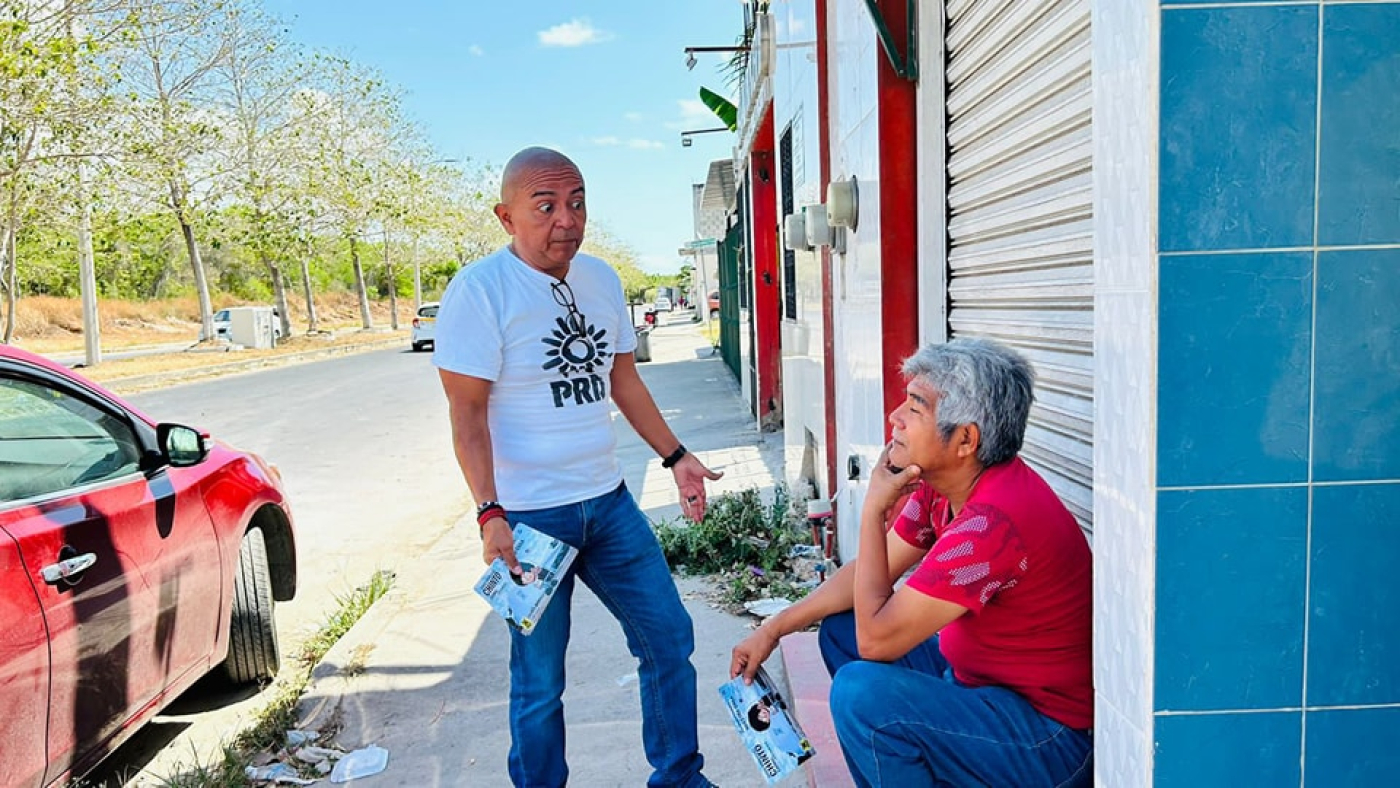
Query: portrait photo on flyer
[[473, 522, 578, 635], [718, 666, 816, 784]]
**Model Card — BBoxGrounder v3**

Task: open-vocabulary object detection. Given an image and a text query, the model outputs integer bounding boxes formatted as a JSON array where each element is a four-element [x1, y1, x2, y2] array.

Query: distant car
[[0, 344, 297, 787], [708, 290, 720, 319], [411, 301, 439, 352], [654, 296, 673, 313]]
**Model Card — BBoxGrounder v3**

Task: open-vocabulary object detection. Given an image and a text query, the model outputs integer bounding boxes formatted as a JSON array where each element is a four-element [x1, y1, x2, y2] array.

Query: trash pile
[[244, 730, 389, 785]]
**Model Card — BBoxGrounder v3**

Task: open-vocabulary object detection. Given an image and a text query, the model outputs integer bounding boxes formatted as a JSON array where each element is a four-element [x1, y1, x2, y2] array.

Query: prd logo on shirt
[[541, 312, 612, 408]]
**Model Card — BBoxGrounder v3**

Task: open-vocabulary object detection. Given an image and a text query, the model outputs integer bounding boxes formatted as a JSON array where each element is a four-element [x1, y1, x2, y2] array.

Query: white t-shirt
[[433, 247, 639, 510]]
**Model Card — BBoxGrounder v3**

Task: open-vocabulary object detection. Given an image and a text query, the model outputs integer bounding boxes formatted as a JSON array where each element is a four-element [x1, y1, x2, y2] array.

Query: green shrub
[[655, 485, 815, 606]]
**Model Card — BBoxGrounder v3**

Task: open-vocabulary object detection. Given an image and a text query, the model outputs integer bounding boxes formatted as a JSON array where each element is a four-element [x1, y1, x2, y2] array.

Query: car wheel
[[411, 342, 425, 352], [222, 528, 280, 684]]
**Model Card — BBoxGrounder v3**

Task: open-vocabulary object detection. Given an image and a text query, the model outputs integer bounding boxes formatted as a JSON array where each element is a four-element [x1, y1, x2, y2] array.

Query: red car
[[0, 345, 297, 787]]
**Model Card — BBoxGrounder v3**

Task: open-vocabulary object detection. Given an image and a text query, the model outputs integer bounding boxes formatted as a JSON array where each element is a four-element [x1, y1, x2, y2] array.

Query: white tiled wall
[[1093, 0, 1160, 784], [776, 0, 831, 500], [829, 0, 885, 560]]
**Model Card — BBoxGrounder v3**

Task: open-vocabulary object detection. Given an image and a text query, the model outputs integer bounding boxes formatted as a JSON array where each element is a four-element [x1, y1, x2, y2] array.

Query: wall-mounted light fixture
[[680, 127, 731, 147], [683, 45, 750, 71]]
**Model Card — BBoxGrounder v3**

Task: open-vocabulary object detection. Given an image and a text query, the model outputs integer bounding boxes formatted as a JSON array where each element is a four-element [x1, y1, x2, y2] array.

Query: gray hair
[[900, 338, 1036, 466]]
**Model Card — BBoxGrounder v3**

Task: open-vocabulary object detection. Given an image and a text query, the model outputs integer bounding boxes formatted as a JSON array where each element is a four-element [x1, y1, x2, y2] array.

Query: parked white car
[[411, 302, 439, 352], [654, 296, 673, 312]]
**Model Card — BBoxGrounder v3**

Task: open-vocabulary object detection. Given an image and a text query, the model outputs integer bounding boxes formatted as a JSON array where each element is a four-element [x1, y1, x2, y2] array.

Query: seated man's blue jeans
[[819, 611, 1092, 788], [505, 482, 710, 788]]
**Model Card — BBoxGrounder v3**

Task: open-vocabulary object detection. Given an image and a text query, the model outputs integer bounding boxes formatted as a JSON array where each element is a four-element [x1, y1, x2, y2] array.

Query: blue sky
[[263, 0, 748, 274]]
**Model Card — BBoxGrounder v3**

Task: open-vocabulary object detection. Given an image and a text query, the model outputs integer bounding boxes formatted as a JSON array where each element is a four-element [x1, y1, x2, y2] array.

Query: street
[[89, 346, 467, 785]]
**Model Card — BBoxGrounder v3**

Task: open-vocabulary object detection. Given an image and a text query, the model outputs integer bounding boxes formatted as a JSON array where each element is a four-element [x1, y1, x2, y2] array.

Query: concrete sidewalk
[[294, 312, 807, 786]]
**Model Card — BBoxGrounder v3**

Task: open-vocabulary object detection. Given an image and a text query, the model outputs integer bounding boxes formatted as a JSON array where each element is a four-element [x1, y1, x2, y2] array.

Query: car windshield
[[214, 309, 230, 321], [418, 305, 438, 318]]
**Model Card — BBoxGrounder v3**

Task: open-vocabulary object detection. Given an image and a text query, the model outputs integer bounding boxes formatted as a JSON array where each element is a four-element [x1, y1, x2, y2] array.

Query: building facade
[[707, 0, 1399, 782]]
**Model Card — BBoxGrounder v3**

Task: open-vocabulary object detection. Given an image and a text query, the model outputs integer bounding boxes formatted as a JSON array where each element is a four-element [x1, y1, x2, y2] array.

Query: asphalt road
[[87, 346, 470, 786]]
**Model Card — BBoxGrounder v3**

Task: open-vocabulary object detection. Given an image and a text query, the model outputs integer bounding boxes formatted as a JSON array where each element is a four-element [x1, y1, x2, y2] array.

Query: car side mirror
[[157, 423, 210, 467]]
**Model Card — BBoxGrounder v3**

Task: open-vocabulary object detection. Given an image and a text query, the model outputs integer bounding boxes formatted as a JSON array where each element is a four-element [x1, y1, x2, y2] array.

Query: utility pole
[[411, 230, 421, 312], [77, 162, 100, 366], [383, 225, 399, 330]]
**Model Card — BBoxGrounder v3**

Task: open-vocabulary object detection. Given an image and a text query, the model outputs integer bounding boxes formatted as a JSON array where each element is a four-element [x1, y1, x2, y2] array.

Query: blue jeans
[[819, 612, 1092, 788], [505, 482, 709, 788]]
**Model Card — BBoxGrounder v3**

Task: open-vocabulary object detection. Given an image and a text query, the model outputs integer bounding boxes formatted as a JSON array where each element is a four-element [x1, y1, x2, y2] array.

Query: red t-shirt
[[892, 457, 1093, 730]]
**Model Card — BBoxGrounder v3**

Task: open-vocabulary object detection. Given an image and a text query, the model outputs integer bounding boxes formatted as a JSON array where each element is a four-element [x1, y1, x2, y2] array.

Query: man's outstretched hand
[[730, 626, 781, 683], [673, 452, 723, 522]]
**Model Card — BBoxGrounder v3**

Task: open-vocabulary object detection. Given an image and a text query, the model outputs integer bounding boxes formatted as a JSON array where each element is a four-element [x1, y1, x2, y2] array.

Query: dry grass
[[79, 330, 407, 391], [8, 292, 411, 353], [5, 294, 415, 390]]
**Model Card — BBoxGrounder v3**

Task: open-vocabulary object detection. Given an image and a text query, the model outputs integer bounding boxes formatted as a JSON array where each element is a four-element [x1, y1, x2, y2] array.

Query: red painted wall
[[816, 0, 838, 498], [876, 0, 919, 435], [750, 107, 783, 430]]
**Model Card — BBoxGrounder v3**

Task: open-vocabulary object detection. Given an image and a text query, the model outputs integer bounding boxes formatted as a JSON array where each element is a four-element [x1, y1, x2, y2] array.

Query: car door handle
[[40, 553, 97, 585]]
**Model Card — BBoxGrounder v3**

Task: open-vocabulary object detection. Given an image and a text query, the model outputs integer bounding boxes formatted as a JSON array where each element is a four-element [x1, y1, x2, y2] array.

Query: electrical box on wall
[[804, 204, 831, 248], [783, 211, 811, 251], [827, 176, 859, 231]]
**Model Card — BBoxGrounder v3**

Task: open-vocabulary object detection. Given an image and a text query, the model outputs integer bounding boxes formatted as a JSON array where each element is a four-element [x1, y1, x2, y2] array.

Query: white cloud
[[666, 98, 720, 130], [679, 98, 712, 121], [538, 18, 613, 47], [468, 45, 484, 57], [624, 111, 644, 123], [590, 137, 663, 151]]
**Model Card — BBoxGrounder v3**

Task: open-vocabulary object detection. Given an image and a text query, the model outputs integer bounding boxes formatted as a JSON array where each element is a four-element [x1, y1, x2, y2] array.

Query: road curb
[[101, 336, 407, 394], [294, 519, 476, 737]]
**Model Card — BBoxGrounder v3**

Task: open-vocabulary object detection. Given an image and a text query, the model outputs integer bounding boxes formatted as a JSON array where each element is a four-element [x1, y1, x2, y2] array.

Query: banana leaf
[[699, 87, 738, 132]]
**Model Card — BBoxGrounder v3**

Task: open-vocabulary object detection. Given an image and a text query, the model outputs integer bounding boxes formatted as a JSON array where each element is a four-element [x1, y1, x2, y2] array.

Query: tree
[[299, 54, 406, 330], [117, 0, 242, 343], [434, 160, 506, 274], [217, 3, 311, 339], [0, 0, 116, 342]]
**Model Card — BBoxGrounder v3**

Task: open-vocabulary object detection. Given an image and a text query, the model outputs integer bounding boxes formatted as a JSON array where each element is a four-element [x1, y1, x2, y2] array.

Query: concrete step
[[779, 631, 855, 788]]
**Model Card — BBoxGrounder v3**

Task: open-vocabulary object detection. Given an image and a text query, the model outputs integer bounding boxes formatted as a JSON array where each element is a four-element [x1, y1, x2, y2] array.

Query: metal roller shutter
[[944, 0, 1094, 530]]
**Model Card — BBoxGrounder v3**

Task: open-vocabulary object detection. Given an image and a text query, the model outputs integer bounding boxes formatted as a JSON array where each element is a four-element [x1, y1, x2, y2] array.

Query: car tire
[[411, 342, 425, 352], [222, 528, 280, 684]]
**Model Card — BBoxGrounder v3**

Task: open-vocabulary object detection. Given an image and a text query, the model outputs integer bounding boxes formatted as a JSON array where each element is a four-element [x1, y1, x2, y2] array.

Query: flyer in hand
[[473, 522, 578, 636], [718, 666, 816, 784]]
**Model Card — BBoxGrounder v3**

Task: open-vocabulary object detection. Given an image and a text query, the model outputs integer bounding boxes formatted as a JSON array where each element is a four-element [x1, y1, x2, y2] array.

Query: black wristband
[[661, 444, 687, 469]]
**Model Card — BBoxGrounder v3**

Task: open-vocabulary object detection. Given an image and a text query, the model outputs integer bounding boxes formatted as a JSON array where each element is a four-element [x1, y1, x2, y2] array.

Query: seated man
[[730, 338, 1093, 787]]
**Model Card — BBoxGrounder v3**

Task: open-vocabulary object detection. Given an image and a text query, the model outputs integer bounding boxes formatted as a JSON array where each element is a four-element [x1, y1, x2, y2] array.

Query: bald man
[[434, 147, 721, 788]]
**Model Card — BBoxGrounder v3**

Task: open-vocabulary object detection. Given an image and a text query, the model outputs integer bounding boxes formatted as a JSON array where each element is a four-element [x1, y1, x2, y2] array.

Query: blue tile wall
[[1318, 4, 1400, 246], [1159, 6, 1318, 252], [1312, 249, 1400, 481], [1156, 488, 1307, 711], [1154, 2, 1400, 784], [1307, 483, 1400, 707], [1154, 712, 1301, 787], [1305, 708, 1400, 786], [1158, 252, 1312, 487]]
